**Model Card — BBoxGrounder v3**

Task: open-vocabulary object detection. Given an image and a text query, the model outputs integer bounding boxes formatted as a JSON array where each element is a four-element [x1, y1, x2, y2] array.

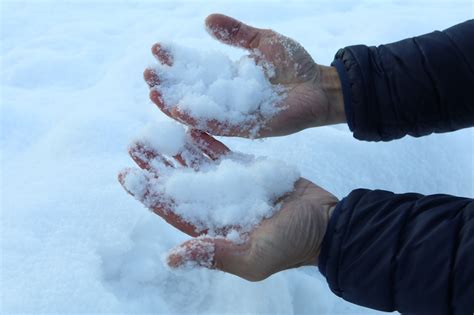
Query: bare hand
[[118, 131, 338, 281], [144, 14, 345, 138]]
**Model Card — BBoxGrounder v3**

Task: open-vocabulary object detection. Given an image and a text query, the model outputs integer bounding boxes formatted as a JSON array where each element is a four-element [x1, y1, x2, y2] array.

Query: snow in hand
[[151, 43, 284, 134], [121, 121, 300, 236]]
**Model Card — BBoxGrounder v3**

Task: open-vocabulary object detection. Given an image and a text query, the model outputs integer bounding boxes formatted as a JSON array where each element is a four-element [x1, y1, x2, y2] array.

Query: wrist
[[312, 200, 338, 266], [327, 203, 337, 219], [320, 65, 346, 125]]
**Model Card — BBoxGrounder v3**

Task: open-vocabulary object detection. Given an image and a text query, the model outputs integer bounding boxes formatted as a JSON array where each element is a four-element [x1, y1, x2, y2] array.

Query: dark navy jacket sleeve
[[332, 20, 474, 141], [318, 190, 474, 314]]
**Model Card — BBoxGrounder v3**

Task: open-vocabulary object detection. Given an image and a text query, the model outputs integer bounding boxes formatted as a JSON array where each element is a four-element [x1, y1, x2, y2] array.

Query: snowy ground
[[1, 0, 473, 314]]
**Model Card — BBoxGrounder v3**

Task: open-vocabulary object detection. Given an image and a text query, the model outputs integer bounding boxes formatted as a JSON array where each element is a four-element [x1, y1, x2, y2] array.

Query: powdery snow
[[153, 43, 283, 133], [135, 122, 187, 156]]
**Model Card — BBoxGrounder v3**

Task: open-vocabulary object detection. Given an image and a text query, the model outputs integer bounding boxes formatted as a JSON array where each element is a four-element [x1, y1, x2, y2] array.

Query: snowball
[[152, 43, 284, 129]]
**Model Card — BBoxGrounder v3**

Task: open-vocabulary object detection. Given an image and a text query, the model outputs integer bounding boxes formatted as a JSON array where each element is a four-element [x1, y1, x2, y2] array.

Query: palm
[[225, 178, 337, 281], [144, 14, 343, 138], [246, 30, 332, 137]]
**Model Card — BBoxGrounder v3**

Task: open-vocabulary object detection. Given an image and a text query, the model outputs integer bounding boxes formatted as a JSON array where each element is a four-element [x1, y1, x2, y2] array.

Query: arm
[[318, 190, 474, 314], [334, 20, 474, 141]]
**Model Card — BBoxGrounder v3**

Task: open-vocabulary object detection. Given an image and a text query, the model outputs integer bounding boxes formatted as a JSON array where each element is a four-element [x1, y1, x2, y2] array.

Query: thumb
[[205, 13, 265, 50], [166, 237, 253, 279]]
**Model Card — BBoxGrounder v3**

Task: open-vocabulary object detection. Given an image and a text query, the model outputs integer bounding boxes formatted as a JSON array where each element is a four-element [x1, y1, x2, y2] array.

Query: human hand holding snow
[[128, 18, 474, 314], [118, 126, 338, 281], [144, 14, 346, 138]]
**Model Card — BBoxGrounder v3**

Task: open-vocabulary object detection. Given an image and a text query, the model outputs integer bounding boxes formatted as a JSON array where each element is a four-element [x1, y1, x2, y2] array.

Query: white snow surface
[[124, 122, 300, 233], [1, 1, 473, 314]]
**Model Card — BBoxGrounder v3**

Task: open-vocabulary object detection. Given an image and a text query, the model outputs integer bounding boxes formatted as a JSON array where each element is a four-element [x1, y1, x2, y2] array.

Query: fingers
[[123, 126, 239, 239], [166, 237, 250, 275], [129, 142, 173, 173], [144, 43, 173, 117], [143, 33, 260, 138], [171, 107, 256, 138], [167, 238, 216, 268], [144, 68, 160, 88], [144, 42, 172, 87], [128, 139, 207, 172], [118, 162, 238, 237], [171, 130, 231, 168], [169, 106, 199, 129], [205, 13, 265, 50], [150, 89, 174, 118], [173, 143, 208, 169], [205, 118, 257, 138], [128, 129, 231, 173], [152, 43, 173, 66], [189, 129, 230, 160], [118, 166, 241, 237], [118, 168, 203, 237]]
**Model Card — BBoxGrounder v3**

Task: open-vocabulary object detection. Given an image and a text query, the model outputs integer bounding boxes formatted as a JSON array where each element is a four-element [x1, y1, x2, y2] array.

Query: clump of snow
[[135, 121, 187, 156], [169, 157, 298, 230], [225, 229, 244, 243], [122, 123, 300, 234], [152, 43, 284, 131]]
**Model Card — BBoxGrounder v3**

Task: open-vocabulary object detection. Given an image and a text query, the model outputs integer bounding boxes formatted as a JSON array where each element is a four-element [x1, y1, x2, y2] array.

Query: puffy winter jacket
[[319, 20, 474, 315]]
